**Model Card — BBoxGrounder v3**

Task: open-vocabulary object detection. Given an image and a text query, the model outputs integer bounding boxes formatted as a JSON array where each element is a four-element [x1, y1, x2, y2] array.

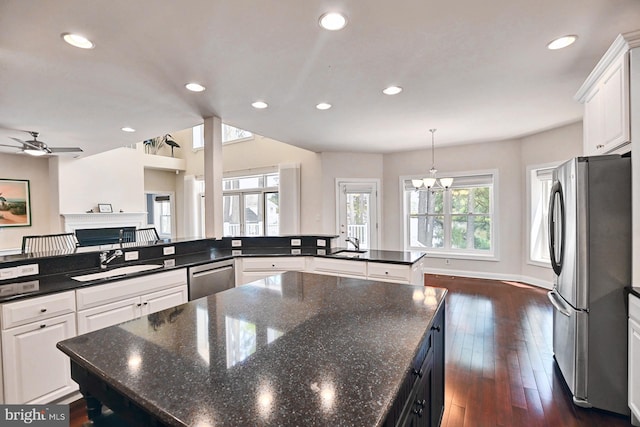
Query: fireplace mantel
[[61, 212, 147, 232]]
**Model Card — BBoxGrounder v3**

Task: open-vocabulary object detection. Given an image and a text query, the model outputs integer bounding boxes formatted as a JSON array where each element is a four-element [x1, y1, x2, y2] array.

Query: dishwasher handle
[[191, 265, 233, 279]]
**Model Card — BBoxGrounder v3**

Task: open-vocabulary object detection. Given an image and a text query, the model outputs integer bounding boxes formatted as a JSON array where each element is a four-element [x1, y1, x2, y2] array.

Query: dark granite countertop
[[0, 248, 425, 303], [58, 272, 446, 427]]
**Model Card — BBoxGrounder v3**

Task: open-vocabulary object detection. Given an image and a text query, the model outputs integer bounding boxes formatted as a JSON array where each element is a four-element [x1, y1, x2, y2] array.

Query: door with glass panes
[[336, 181, 379, 250]]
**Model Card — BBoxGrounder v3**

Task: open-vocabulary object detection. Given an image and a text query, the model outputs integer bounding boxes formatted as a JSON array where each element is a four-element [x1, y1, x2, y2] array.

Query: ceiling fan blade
[[9, 137, 39, 150], [48, 147, 83, 153], [0, 143, 22, 150]]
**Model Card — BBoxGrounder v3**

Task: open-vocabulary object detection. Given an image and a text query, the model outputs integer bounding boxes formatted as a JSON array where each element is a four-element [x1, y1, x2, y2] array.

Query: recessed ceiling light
[[316, 103, 332, 110], [383, 86, 403, 95], [61, 33, 95, 49], [252, 101, 269, 109], [547, 35, 578, 50], [319, 12, 348, 31], [185, 83, 206, 92], [121, 127, 136, 133]]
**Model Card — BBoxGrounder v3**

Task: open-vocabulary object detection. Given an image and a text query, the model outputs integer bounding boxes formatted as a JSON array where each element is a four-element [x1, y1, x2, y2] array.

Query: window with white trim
[[404, 173, 495, 256], [192, 123, 253, 150], [223, 172, 279, 236], [529, 166, 554, 265]]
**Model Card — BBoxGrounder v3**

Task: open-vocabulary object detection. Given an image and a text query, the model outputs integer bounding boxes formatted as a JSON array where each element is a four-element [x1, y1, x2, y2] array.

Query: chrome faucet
[[345, 236, 360, 251], [99, 249, 123, 269]]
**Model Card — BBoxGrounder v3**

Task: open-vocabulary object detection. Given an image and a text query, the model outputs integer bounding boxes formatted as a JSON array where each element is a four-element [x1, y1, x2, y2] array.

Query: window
[[528, 165, 555, 266], [403, 172, 495, 257], [192, 123, 253, 150], [223, 172, 279, 236]]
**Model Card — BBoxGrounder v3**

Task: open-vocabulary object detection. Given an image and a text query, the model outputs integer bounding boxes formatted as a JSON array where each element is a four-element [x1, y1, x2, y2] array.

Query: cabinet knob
[[143, 302, 148, 305], [136, 303, 142, 307], [415, 399, 426, 408], [412, 408, 424, 417], [40, 324, 46, 329], [385, 271, 389, 275], [40, 308, 47, 313], [272, 264, 275, 268], [412, 368, 424, 378], [596, 144, 604, 149], [431, 325, 441, 332]]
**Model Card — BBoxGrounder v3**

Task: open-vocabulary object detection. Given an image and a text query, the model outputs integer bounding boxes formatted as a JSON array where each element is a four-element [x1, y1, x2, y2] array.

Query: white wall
[[319, 152, 384, 236], [0, 153, 52, 250], [382, 122, 583, 286]]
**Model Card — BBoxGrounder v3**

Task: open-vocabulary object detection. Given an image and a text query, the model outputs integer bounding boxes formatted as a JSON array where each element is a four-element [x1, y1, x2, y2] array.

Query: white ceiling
[[1, 0, 640, 157]]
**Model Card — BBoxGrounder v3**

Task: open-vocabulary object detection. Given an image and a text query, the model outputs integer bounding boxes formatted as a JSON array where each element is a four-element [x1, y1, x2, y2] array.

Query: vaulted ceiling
[[1, 0, 640, 156]]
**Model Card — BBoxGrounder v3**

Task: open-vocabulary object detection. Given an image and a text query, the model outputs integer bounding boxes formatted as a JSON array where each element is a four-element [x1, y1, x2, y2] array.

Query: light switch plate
[[316, 249, 326, 255], [291, 248, 301, 255], [163, 259, 176, 268], [163, 246, 175, 255], [317, 239, 326, 247], [291, 238, 301, 246], [125, 251, 139, 261], [232, 250, 242, 256], [231, 240, 242, 247]]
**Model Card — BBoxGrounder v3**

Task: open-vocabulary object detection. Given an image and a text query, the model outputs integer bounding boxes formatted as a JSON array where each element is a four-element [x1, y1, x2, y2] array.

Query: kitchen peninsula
[[58, 272, 446, 427]]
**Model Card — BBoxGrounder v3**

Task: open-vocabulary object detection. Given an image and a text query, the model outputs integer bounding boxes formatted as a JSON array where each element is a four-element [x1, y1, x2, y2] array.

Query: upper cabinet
[[575, 31, 640, 156]]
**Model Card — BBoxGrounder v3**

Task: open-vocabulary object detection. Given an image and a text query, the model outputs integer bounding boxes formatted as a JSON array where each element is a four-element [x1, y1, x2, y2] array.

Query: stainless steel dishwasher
[[188, 259, 235, 300]]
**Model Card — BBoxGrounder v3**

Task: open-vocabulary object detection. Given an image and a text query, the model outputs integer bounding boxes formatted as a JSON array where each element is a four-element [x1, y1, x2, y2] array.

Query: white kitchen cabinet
[[629, 294, 640, 426], [0, 291, 77, 404], [237, 257, 308, 285], [576, 34, 637, 155], [76, 269, 187, 334], [367, 262, 412, 284], [310, 257, 367, 279]]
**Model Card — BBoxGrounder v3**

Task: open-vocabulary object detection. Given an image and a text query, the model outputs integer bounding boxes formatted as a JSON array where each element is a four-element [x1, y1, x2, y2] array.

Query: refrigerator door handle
[[548, 180, 565, 276], [547, 289, 572, 317]]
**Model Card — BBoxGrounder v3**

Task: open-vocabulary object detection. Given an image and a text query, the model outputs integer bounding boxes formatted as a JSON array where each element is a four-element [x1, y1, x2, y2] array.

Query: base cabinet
[[385, 299, 445, 427], [629, 294, 640, 425], [1, 309, 77, 404]]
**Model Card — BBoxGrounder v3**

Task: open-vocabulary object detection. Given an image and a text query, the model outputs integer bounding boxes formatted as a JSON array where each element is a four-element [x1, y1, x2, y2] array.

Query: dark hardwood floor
[[69, 274, 633, 427], [427, 274, 633, 427]]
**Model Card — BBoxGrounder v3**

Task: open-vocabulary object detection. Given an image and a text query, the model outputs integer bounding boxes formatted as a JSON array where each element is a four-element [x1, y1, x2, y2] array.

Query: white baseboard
[[0, 248, 20, 256], [423, 267, 553, 290]]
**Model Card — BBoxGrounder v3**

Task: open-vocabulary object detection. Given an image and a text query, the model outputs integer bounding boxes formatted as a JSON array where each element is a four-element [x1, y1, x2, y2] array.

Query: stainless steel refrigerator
[[547, 154, 631, 415]]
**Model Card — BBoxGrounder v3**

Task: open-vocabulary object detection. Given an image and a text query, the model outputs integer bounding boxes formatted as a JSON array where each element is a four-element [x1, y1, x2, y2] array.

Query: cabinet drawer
[[76, 269, 187, 310], [312, 258, 366, 277], [242, 257, 306, 272], [1, 291, 76, 330], [630, 294, 640, 323], [367, 262, 411, 283]]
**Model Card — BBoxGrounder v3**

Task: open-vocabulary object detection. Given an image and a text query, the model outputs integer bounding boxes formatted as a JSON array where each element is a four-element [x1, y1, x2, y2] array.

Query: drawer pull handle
[[412, 368, 424, 378], [415, 399, 426, 408], [40, 308, 47, 313], [596, 144, 604, 149], [136, 303, 142, 307], [412, 408, 423, 417], [40, 324, 46, 329], [272, 264, 275, 268], [385, 271, 389, 275], [431, 325, 441, 332], [143, 302, 148, 305]]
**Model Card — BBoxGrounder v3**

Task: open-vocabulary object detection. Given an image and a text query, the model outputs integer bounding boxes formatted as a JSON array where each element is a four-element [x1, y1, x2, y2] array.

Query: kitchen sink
[[71, 264, 164, 282], [331, 250, 368, 258]]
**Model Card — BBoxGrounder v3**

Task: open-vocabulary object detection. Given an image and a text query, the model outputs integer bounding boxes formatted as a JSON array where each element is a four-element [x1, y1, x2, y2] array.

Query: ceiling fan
[[0, 131, 83, 156]]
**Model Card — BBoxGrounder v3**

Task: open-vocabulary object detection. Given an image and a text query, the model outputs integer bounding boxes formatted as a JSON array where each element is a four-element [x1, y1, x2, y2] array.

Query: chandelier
[[412, 129, 454, 190]]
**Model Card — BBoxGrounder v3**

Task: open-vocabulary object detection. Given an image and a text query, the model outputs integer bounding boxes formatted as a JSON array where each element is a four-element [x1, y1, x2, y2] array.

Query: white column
[[279, 163, 300, 234], [203, 116, 224, 238]]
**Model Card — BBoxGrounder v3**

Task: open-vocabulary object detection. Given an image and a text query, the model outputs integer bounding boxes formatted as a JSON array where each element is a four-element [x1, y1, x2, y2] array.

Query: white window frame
[[192, 123, 254, 151], [526, 162, 558, 268], [401, 169, 499, 260], [222, 168, 279, 237]]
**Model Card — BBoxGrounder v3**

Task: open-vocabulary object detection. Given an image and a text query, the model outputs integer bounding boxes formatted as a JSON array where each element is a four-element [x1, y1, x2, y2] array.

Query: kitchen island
[[58, 272, 446, 427]]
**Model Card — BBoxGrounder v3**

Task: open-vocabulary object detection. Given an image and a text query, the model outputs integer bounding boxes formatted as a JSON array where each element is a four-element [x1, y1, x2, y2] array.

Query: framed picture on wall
[[98, 203, 113, 213], [0, 179, 32, 228]]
